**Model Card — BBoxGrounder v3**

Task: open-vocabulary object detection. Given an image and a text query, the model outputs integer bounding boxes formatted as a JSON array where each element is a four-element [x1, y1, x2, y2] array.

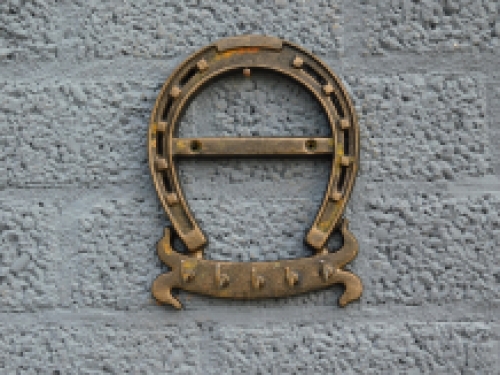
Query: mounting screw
[[305, 139, 317, 151], [190, 139, 202, 152], [292, 56, 304, 68], [323, 83, 334, 95], [243, 68, 251, 77], [196, 59, 209, 71], [170, 86, 181, 98]]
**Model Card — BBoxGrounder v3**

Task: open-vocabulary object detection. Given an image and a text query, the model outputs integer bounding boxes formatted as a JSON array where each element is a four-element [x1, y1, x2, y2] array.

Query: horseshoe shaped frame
[[149, 35, 362, 309]]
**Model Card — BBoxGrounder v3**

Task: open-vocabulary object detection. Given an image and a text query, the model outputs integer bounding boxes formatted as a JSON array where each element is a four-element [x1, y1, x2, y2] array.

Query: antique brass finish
[[149, 35, 362, 309], [172, 137, 334, 156]]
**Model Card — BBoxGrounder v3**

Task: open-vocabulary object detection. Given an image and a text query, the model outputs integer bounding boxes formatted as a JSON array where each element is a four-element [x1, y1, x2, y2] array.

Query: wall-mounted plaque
[[149, 35, 362, 309]]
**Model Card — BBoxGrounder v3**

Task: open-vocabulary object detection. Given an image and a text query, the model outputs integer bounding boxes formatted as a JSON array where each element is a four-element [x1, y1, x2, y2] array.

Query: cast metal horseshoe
[[149, 35, 362, 309]]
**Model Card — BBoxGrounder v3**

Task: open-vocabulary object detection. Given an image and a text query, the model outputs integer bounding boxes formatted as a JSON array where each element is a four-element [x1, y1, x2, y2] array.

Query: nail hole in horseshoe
[[180, 67, 198, 87], [343, 129, 349, 154], [156, 132, 164, 155], [162, 98, 173, 120], [302, 63, 326, 86]]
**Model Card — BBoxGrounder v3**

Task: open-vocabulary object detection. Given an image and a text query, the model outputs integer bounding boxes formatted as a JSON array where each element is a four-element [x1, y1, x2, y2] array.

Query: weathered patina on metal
[[149, 35, 362, 309]]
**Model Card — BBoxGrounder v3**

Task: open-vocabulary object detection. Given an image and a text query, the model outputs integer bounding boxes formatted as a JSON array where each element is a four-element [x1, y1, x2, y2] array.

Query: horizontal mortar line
[[358, 175, 500, 191], [0, 56, 184, 84], [340, 49, 500, 75], [0, 48, 340, 82], [2, 177, 500, 196], [0, 303, 499, 326], [0, 190, 327, 202], [1, 49, 500, 83], [449, 189, 500, 197]]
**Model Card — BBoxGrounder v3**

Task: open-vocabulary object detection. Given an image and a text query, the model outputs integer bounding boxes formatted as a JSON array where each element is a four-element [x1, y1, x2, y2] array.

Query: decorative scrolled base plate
[[152, 220, 362, 309]]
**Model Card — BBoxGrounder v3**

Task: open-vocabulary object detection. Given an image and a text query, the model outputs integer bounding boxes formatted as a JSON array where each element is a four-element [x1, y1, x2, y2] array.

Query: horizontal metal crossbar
[[172, 137, 334, 156]]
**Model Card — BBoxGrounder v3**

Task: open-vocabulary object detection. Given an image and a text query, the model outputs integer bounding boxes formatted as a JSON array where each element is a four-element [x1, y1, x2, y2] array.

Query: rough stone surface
[[0, 193, 61, 312], [0, 320, 201, 374], [350, 0, 500, 54], [63, 0, 342, 60], [0, 0, 342, 63], [487, 75, 500, 176], [69, 187, 168, 310], [0, 0, 60, 62], [0, 319, 497, 374], [0, 75, 161, 187], [205, 322, 499, 374], [346, 73, 491, 182], [360, 190, 500, 306], [1, 0, 500, 373], [178, 70, 331, 138]]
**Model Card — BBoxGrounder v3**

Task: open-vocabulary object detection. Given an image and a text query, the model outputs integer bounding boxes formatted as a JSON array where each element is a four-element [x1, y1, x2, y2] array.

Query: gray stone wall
[[1, 0, 499, 373]]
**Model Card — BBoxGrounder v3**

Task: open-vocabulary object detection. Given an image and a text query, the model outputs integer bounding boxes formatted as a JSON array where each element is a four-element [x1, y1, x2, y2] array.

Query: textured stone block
[[359, 189, 500, 306], [206, 321, 499, 374], [0, 320, 201, 374], [0, 0, 60, 62], [0, 74, 162, 187], [350, 0, 500, 54], [60, 0, 343, 61], [1, 0, 343, 64], [186, 196, 326, 262], [345, 73, 491, 182], [486, 77, 500, 176], [178, 69, 331, 138], [0, 193, 61, 311], [69, 187, 168, 309]]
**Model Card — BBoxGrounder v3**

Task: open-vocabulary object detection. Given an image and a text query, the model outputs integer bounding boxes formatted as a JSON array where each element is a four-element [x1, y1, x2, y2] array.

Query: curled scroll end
[[336, 269, 363, 307], [152, 273, 182, 310]]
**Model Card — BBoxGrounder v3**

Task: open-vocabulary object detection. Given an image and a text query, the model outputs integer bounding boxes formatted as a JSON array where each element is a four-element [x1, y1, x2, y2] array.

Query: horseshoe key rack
[[149, 35, 362, 309]]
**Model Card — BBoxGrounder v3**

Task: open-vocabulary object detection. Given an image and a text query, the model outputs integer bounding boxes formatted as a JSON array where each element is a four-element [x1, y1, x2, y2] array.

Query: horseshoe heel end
[[152, 273, 182, 310]]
